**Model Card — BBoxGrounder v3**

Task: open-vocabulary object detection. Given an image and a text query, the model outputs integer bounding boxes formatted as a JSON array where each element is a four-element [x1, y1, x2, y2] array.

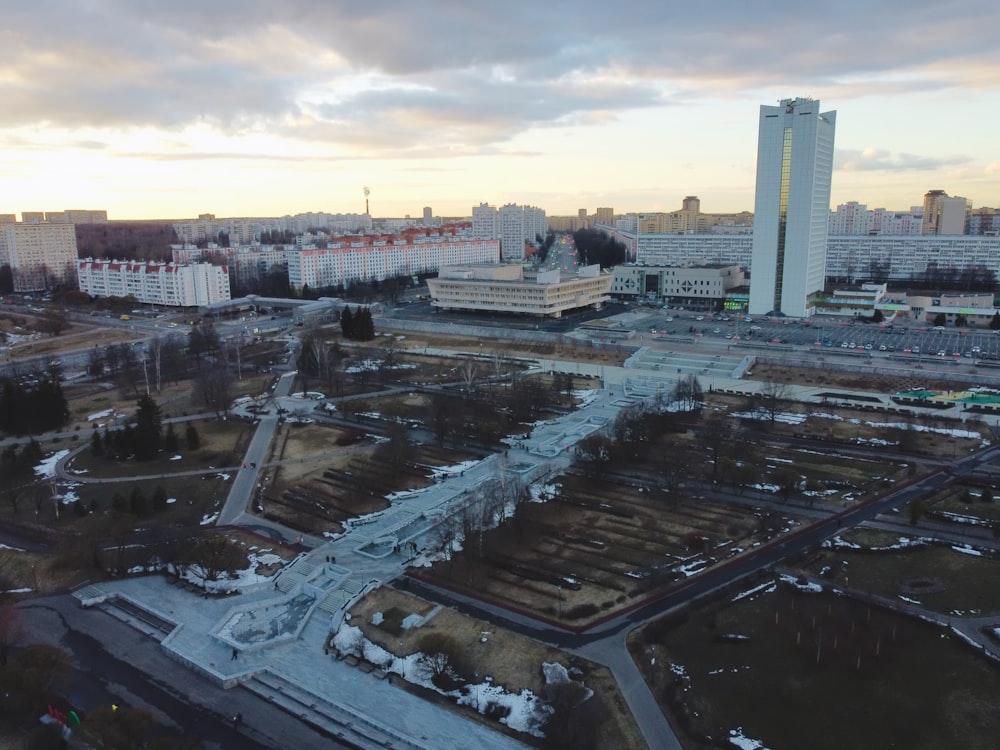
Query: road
[[17, 595, 350, 749]]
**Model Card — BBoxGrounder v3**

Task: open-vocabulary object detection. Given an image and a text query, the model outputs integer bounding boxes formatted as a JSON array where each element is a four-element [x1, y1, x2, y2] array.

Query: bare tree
[[758, 379, 792, 425], [179, 535, 246, 585], [196, 362, 233, 417], [458, 357, 478, 393]]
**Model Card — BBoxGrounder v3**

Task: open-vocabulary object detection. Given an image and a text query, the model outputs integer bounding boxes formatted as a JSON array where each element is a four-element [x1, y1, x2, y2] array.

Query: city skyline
[[2, 2, 999, 220]]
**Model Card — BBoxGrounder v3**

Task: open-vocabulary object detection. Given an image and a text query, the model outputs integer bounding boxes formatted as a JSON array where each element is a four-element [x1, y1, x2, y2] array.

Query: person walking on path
[[233, 712, 243, 730], [231, 647, 238, 660]]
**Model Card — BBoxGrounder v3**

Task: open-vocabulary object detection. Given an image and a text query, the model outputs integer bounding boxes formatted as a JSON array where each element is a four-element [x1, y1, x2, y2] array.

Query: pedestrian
[[231, 647, 238, 661], [233, 712, 243, 730], [251, 461, 256, 469], [242, 462, 247, 469]]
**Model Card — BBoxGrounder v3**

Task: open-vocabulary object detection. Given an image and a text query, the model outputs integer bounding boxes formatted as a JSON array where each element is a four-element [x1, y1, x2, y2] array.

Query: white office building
[[427, 263, 612, 317], [749, 97, 836, 317]]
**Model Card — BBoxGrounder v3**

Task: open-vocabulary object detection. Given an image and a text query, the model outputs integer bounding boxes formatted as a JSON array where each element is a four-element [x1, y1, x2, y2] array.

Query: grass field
[[348, 587, 644, 749], [806, 529, 1000, 615], [633, 581, 1000, 750]]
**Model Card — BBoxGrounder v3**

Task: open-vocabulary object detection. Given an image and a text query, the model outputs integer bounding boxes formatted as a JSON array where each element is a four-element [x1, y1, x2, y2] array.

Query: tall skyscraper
[[749, 97, 836, 317]]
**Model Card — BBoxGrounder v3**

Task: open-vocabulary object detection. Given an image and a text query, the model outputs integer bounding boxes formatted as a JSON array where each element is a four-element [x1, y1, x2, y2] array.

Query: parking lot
[[633, 307, 1000, 363]]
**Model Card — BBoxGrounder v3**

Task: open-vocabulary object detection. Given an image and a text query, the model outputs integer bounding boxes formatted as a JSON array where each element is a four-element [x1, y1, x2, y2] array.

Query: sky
[[2, 1, 1000, 221]]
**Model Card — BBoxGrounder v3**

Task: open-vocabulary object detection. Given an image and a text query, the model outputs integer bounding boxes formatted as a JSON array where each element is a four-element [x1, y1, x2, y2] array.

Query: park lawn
[[67, 471, 235, 528], [633, 582, 1000, 750], [804, 529, 1000, 616], [0, 546, 94, 594], [924, 484, 1000, 524], [65, 418, 253, 478], [348, 587, 643, 750]]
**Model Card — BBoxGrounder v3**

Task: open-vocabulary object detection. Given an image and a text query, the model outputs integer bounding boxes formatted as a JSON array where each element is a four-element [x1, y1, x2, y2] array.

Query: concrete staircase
[[248, 669, 429, 750]]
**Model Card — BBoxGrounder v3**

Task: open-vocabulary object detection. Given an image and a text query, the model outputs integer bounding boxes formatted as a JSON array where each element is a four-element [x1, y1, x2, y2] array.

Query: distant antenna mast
[[363, 186, 370, 215]]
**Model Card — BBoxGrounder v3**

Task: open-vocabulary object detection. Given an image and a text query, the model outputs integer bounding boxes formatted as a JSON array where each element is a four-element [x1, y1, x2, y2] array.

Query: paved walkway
[[70, 345, 1000, 749], [75, 371, 681, 749]]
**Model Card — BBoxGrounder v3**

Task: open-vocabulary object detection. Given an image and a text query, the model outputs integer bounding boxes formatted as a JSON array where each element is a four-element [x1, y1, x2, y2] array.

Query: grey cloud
[[1, 0, 999, 154], [836, 148, 971, 172]]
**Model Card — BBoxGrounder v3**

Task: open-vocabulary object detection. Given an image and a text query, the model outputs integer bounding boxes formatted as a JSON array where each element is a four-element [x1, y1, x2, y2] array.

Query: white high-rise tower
[[748, 97, 836, 318]]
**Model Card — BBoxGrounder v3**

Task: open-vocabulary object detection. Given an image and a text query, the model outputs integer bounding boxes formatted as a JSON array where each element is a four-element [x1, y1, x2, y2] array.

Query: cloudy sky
[[2, 1, 999, 220]]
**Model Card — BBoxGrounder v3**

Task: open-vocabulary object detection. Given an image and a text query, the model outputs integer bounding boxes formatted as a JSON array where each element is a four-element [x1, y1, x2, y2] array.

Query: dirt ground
[[417, 470, 808, 625], [747, 360, 973, 394], [345, 587, 643, 749]]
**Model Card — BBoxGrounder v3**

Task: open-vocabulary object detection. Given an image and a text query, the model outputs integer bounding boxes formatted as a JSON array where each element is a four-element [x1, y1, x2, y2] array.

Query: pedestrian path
[[71, 383, 660, 748]]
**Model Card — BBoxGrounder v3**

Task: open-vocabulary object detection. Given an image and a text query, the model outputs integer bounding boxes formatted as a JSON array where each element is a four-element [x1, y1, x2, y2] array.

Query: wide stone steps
[[248, 669, 428, 750]]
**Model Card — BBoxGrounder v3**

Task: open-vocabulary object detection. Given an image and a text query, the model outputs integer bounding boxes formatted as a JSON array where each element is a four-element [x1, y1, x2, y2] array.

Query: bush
[[564, 603, 599, 620]]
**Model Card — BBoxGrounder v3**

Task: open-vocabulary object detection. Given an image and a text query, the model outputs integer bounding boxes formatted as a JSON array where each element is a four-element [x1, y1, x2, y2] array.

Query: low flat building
[[427, 263, 612, 317], [611, 264, 744, 309]]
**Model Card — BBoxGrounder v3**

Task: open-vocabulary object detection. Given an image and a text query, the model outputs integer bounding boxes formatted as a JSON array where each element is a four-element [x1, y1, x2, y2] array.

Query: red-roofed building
[[76, 259, 230, 306]]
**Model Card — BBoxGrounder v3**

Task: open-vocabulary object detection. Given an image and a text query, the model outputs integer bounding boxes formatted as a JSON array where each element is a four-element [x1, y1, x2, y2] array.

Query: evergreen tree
[[129, 486, 148, 517], [152, 486, 168, 513], [133, 395, 162, 461], [90, 428, 103, 456], [185, 423, 201, 451], [111, 492, 127, 512], [340, 306, 354, 338], [163, 422, 179, 453], [17, 440, 43, 475], [359, 308, 375, 340]]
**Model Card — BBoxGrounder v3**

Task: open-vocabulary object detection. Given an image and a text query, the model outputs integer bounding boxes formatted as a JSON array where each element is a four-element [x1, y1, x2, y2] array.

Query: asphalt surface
[[17, 595, 350, 750]]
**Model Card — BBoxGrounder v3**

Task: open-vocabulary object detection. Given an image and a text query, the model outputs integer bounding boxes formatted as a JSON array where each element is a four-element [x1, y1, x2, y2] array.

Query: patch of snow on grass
[[169, 455, 182, 461], [530, 483, 560, 503], [779, 574, 822, 593], [937, 511, 991, 527], [34, 449, 69, 479], [200, 512, 219, 526], [332, 623, 548, 737], [731, 581, 776, 602], [729, 727, 769, 749], [951, 544, 984, 557]]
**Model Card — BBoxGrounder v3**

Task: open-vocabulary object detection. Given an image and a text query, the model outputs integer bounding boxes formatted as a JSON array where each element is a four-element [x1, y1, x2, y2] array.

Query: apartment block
[[77, 260, 231, 306], [0, 222, 79, 291]]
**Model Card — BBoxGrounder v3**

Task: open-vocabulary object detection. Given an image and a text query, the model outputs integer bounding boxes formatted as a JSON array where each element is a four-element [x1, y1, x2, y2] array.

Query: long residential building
[[286, 233, 499, 291], [0, 221, 79, 291], [76, 259, 231, 306], [607, 230, 1000, 287]]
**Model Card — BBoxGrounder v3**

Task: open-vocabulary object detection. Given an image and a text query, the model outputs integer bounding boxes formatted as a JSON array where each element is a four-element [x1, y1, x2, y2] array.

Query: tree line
[[0, 378, 69, 435], [340, 306, 375, 340]]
